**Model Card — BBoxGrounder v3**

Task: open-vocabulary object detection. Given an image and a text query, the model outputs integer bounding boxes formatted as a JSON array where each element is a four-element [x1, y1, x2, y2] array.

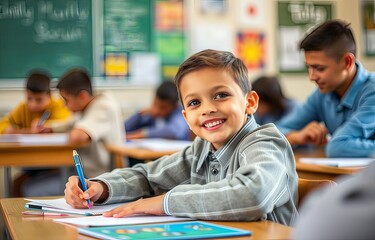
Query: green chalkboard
[[103, 0, 152, 52], [0, 0, 93, 79]]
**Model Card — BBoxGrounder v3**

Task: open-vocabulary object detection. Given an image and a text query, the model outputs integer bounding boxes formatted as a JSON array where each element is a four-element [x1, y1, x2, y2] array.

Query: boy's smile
[[180, 67, 258, 150]]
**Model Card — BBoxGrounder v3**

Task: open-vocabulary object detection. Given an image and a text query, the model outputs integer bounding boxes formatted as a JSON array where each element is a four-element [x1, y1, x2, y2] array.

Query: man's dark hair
[[299, 19, 356, 62], [156, 81, 179, 104], [26, 69, 51, 93], [56, 68, 93, 96]]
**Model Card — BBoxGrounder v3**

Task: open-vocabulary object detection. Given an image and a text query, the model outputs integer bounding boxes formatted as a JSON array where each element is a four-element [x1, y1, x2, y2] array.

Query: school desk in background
[[0, 133, 82, 197], [106, 138, 193, 168]]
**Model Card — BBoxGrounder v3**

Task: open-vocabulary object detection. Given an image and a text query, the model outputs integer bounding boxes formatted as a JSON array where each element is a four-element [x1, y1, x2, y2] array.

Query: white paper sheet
[[125, 139, 193, 151], [299, 158, 375, 167]]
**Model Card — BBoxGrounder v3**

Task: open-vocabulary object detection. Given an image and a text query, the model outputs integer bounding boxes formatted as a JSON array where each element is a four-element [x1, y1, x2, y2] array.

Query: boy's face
[[304, 50, 350, 96], [59, 90, 84, 112], [150, 98, 176, 118], [26, 90, 51, 113], [180, 67, 258, 150]]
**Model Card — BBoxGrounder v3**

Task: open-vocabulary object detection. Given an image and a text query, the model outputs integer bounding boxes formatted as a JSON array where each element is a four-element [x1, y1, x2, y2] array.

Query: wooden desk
[[0, 197, 293, 240], [106, 143, 179, 168], [0, 142, 79, 197], [294, 147, 363, 180]]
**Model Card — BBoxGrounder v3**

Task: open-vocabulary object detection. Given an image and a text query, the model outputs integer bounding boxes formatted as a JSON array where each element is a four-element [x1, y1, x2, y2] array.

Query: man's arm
[[146, 109, 190, 140], [326, 88, 375, 157], [277, 90, 326, 146], [69, 128, 91, 145]]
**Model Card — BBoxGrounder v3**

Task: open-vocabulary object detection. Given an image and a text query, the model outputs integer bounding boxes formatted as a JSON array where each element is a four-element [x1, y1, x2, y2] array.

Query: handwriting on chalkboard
[[0, 0, 89, 43]]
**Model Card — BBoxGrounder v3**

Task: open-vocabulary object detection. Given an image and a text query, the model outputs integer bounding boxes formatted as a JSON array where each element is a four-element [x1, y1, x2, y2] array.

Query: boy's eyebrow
[[305, 63, 325, 68], [183, 85, 230, 101]]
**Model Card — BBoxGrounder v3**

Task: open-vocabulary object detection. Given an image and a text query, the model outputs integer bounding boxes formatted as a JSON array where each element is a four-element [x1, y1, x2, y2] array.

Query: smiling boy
[[64, 50, 298, 226], [277, 20, 375, 157]]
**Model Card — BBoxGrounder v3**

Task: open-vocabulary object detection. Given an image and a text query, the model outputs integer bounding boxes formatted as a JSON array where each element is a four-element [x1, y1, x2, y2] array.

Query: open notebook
[[24, 198, 125, 216]]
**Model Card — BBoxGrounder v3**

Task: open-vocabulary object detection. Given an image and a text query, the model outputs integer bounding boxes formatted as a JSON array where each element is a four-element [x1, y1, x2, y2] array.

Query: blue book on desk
[[78, 221, 252, 240]]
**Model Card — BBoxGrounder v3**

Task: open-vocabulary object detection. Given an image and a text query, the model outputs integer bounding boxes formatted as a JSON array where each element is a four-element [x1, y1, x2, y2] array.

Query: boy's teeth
[[205, 120, 223, 128]]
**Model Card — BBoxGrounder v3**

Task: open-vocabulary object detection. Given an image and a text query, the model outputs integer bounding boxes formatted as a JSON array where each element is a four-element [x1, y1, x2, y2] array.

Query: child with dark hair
[[21, 68, 124, 196], [0, 69, 71, 134], [277, 19, 375, 157], [64, 50, 298, 226], [125, 81, 190, 141], [0, 69, 72, 197], [252, 76, 298, 125]]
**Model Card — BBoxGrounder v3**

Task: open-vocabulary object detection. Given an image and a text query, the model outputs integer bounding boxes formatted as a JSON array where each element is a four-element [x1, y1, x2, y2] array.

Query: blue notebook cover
[[78, 221, 252, 239]]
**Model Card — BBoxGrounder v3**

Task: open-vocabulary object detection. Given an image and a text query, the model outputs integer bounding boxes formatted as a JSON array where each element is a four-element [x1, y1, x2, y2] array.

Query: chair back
[[298, 178, 337, 208]]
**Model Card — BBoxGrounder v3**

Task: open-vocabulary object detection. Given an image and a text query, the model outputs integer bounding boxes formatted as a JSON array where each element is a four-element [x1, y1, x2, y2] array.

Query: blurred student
[[0, 70, 71, 134], [0, 70, 72, 197], [21, 68, 124, 196], [293, 161, 375, 240], [125, 81, 190, 141], [252, 76, 298, 125], [277, 19, 375, 157], [64, 49, 298, 226]]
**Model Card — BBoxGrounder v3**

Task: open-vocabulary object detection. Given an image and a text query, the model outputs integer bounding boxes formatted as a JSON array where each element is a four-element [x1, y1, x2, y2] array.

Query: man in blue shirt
[[125, 81, 191, 141], [277, 20, 375, 157]]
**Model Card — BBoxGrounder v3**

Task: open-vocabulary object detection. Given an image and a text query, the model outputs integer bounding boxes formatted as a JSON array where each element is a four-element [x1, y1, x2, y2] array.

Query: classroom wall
[[1, 0, 374, 118], [187, 0, 375, 103]]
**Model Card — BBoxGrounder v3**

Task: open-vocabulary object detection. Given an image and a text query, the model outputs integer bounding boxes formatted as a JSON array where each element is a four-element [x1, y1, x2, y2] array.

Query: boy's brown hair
[[26, 70, 51, 93], [174, 49, 251, 104], [56, 68, 93, 96]]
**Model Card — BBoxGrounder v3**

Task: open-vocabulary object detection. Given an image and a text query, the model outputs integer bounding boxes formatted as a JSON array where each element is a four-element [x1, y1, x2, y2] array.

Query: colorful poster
[[362, 1, 375, 56], [154, 0, 184, 32], [237, 0, 266, 28], [103, 52, 128, 77], [236, 32, 265, 70], [277, 1, 333, 72]]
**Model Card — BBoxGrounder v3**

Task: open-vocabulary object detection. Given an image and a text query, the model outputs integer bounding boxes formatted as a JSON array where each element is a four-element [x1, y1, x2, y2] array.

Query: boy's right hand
[[286, 121, 328, 146], [64, 176, 108, 208]]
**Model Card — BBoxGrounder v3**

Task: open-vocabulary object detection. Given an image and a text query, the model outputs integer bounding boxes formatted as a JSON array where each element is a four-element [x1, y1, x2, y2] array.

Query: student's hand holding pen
[[64, 176, 109, 209]]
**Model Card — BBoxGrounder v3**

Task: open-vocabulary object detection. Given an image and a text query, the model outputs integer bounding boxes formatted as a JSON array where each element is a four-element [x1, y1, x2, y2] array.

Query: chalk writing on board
[[0, 0, 89, 43]]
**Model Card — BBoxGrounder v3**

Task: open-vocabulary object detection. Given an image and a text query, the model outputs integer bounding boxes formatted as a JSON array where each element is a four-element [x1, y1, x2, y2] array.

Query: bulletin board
[[277, 1, 333, 73]]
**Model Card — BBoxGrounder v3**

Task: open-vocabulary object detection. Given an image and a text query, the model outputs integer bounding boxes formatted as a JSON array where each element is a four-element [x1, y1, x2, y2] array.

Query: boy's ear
[[342, 52, 355, 70], [78, 90, 89, 100], [245, 91, 259, 115]]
